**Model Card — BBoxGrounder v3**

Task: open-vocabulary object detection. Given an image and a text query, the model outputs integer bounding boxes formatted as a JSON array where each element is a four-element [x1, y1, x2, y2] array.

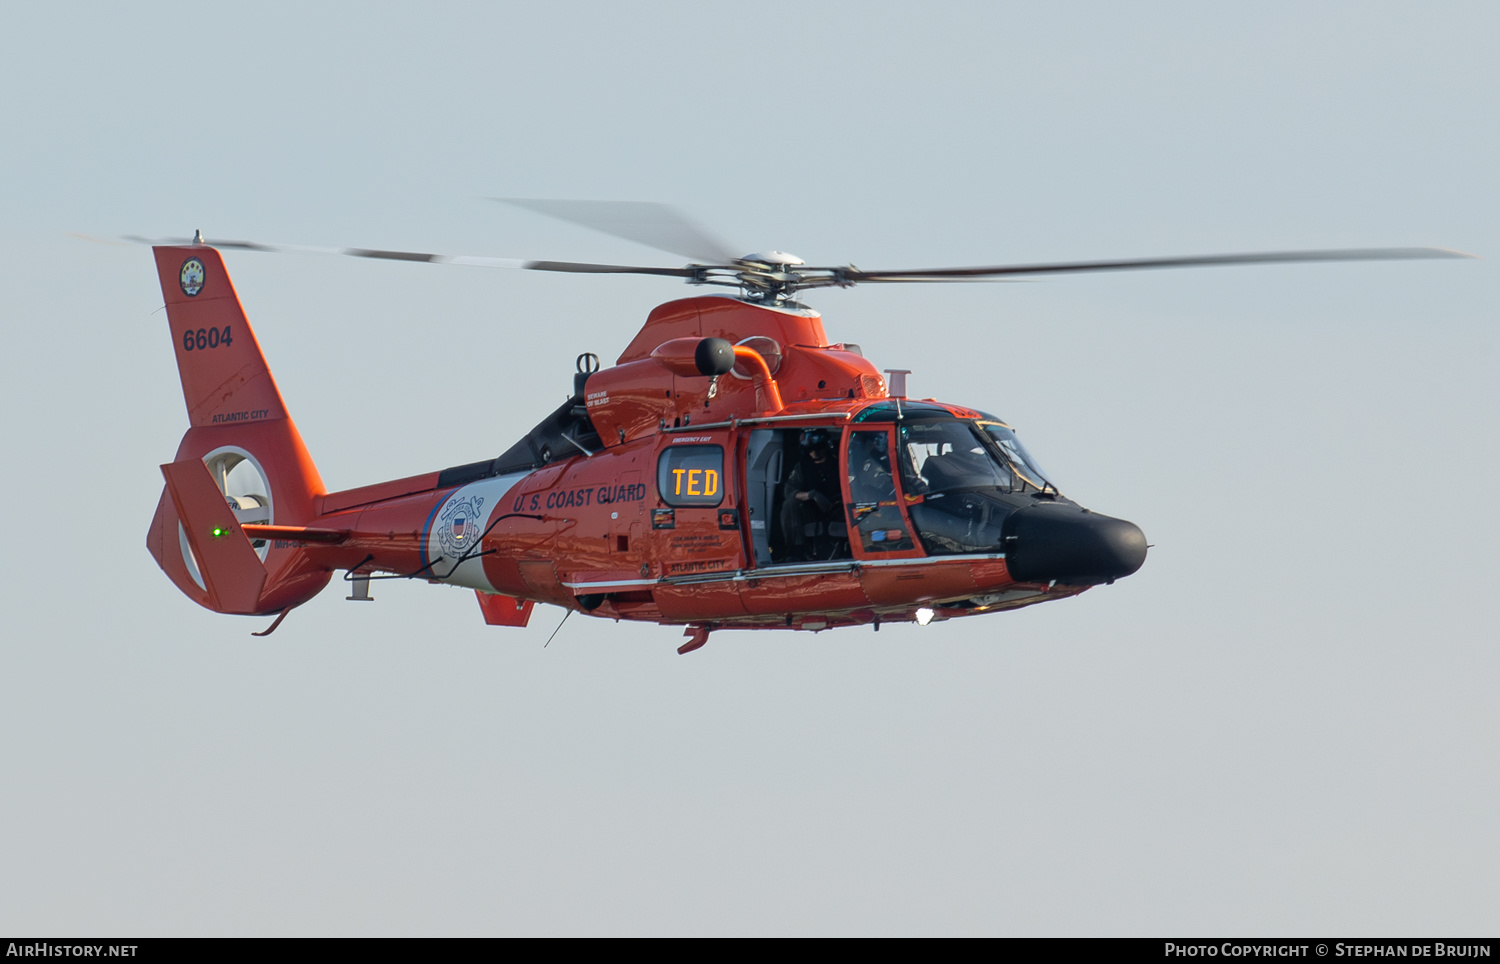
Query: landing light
[[915, 607, 934, 626]]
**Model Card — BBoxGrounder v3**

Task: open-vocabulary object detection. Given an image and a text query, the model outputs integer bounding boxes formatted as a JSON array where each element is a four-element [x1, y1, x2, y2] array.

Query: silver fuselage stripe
[[561, 553, 1006, 590]]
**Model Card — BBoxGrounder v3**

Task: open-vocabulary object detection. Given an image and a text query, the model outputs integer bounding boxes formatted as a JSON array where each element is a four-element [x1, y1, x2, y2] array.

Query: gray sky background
[[1, 1, 1495, 936]]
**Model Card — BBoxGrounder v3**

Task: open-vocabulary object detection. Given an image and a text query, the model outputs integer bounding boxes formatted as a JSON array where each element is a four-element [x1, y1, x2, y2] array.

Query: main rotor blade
[[120, 235, 703, 277], [492, 198, 742, 265], [835, 247, 1474, 283]]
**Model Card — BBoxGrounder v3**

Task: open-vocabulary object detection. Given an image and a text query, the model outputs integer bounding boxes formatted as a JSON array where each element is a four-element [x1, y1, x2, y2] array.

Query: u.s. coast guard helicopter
[[138, 200, 1468, 652]]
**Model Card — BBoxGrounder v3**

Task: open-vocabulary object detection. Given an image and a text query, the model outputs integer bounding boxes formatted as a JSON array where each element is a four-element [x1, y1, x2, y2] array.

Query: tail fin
[[145, 243, 332, 615], [154, 242, 289, 428]]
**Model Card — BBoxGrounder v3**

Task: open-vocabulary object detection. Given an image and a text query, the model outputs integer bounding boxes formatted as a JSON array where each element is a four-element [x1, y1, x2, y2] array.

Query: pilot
[[781, 430, 843, 561], [848, 431, 895, 504]]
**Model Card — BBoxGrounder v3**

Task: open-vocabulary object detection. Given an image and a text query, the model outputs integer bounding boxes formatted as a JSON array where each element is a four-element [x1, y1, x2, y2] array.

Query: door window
[[846, 429, 915, 553]]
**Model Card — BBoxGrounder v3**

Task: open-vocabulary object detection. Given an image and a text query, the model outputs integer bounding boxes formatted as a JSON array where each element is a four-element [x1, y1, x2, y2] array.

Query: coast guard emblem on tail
[[179, 258, 205, 296]]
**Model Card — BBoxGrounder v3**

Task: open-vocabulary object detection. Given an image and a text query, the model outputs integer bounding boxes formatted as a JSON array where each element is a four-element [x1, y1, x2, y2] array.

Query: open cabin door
[[743, 425, 853, 568]]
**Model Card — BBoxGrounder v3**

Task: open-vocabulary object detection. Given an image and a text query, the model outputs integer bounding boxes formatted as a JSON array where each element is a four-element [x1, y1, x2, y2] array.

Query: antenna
[[884, 369, 910, 418]]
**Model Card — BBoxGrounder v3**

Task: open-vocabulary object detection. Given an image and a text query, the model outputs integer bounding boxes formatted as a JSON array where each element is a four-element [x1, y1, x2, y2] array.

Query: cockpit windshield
[[977, 421, 1054, 492]]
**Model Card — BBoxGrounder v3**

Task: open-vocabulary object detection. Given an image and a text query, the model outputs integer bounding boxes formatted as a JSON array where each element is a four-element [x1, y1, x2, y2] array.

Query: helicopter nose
[[1001, 503, 1147, 586]]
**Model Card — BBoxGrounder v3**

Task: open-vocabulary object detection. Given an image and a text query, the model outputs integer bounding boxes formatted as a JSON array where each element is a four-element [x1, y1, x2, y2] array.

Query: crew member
[[780, 430, 843, 561]]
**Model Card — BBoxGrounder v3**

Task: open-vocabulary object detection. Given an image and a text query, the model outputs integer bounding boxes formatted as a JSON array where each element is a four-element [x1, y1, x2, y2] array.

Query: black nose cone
[[1001, 503, 1147, 586]]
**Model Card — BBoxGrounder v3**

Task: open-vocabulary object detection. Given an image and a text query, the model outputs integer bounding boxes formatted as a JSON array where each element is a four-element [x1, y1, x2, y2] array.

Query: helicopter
[[141, 200, 1470, 652]]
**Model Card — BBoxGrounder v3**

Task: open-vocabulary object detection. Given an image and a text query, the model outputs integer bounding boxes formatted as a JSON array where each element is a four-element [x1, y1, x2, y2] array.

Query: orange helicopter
[[141, 201, 1468, 652]]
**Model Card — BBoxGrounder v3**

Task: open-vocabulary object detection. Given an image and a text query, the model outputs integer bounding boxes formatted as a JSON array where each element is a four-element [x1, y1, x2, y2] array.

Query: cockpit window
[[859, 413, 1062, 556], [895, 420, 1021, 555], [898, 421, 1013, 495], [978, 422, 1054, 491]]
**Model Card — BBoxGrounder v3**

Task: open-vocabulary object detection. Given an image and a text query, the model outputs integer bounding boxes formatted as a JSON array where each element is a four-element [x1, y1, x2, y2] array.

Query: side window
[[898, 420, 1010, 495], [658, 445, 725, 507]]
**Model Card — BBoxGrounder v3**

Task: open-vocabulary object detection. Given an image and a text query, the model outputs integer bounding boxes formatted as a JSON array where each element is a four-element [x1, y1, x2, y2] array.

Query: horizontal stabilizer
[[161, 459, 268, 614], [240, 524, 349, 545], [476, 592, 534, 627]]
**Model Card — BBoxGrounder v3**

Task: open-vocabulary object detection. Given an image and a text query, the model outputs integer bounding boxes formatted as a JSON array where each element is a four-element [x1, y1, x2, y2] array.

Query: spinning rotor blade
[[120, 235, 702, 277], [491, 198, 742, 265], [833, 247, 1473, 283], [116, 230, 1473, 301]]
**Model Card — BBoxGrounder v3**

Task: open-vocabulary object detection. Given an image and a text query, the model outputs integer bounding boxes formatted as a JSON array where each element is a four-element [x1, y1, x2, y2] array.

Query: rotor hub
[[739, 251, 804, 267]]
